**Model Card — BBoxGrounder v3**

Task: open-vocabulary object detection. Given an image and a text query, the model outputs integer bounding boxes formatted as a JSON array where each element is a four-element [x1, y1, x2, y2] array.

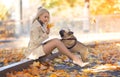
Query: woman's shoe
[[73, 61, 89, 67]]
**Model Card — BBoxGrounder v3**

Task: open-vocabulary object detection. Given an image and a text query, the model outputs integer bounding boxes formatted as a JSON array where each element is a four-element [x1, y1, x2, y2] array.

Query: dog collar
[[61, 38, 77, 49]]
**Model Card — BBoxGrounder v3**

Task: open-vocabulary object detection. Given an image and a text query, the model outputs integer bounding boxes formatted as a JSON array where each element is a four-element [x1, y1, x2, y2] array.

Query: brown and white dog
[[59, 29, 95, 62]]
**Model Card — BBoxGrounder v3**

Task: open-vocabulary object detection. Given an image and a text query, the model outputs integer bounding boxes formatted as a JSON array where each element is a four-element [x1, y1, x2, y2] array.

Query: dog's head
[[59, 29, 74, 39]]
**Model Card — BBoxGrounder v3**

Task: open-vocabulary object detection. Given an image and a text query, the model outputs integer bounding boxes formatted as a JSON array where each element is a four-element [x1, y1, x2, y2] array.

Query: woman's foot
[[73, 61, 89, 67]]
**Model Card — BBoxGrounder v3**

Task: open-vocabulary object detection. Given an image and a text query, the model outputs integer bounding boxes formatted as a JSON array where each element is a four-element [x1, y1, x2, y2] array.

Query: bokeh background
[[0, 0, 120, 40]]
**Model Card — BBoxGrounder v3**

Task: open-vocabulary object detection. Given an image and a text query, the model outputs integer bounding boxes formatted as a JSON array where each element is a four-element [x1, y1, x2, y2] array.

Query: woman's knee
[[52, 38, 61, 43]]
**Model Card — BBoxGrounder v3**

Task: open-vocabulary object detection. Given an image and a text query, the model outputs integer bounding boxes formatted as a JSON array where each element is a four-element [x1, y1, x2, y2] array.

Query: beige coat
[[25, 20, 49, 60]]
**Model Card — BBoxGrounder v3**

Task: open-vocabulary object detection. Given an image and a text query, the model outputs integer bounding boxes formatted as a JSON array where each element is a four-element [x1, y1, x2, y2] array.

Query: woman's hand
[[46, 28, 50, 34], [46, 23, 54, 34]]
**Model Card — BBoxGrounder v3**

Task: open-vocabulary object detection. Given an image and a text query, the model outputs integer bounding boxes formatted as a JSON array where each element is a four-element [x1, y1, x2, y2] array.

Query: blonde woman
[[25, 7, 89, 67]]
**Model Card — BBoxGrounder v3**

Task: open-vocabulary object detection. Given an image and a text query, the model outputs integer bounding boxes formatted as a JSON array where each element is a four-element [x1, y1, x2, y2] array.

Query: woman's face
[[39, 12, 49, 24]]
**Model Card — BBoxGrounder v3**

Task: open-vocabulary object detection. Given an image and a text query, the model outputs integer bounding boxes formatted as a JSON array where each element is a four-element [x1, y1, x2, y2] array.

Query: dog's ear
[[59, 30, 65, 37]]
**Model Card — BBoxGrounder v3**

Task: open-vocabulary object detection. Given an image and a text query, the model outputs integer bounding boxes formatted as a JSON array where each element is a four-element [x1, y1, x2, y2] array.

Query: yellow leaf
[[47, 23, 54, 29], [50, 74, 57, 77]]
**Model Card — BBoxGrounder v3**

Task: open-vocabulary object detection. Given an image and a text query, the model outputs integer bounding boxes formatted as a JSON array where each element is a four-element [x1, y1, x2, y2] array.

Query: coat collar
[[35, 20, 47, 33]]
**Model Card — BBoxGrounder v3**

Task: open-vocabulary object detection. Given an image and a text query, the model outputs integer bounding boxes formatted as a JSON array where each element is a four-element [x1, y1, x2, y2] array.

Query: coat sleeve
[[30, 21, 49, 45]]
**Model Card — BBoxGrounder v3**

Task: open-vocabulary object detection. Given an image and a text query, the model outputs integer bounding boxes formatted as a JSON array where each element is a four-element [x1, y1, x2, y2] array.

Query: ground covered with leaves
[[0, 41, 120, 77], [0, 48, 26, 67]]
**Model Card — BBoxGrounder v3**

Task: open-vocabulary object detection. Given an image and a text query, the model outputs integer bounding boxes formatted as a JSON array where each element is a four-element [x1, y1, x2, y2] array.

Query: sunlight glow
[[1, 0, 14, 8], [82, 64, 120, 73]]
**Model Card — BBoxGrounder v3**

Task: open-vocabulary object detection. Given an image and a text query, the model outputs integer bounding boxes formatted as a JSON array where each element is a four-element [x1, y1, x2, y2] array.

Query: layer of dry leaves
[[0, 48, 26, 66], [0, 41, 120, 77]]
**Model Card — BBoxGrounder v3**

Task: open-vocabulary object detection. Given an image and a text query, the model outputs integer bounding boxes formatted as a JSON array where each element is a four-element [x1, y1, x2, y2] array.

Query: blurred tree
[[39, 0, 120, 16], [66, 0, 77, 7], [40, 0, 84, 17], [40, 0, 84, 8], [1, 0, 120, 21], [90, 0, 120, 15], [0, 3, 9, 20]]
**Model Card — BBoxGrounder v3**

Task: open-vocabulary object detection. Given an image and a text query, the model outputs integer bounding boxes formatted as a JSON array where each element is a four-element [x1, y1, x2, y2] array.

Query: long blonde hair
[[32, 7, 50, 23]]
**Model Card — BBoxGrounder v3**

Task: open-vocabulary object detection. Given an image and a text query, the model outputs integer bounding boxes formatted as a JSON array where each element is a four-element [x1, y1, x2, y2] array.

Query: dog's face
[[59, 29, 74, 39]]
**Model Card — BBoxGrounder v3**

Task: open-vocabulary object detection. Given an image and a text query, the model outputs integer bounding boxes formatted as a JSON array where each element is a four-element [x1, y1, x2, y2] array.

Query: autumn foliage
[[1, 41, 120, 77]]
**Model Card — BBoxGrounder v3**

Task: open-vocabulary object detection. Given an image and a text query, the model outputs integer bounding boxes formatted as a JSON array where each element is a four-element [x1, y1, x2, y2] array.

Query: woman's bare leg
[[43, 38, 89, 67]]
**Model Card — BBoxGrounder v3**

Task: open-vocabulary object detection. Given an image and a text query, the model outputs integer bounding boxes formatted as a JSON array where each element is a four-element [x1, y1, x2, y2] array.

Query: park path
[[0, 32, 120, 49]]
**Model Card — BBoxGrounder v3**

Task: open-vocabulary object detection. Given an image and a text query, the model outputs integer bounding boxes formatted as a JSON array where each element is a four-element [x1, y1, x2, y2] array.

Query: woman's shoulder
[[32, 20, 42, 28], [32, 20, 39, 25]]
